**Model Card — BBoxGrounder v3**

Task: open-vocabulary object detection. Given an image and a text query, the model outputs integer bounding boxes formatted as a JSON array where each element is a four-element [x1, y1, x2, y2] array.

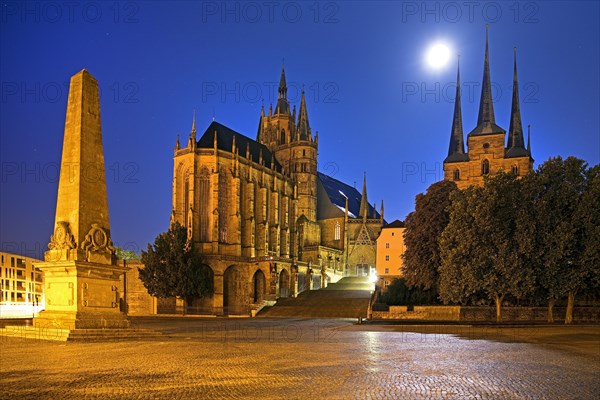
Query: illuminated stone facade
[[170, 66, 384, 315], [375, 220, 405, 290], [443, 29, 533, 189]]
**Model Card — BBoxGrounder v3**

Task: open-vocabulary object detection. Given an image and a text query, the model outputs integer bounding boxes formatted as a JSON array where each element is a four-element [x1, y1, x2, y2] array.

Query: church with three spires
[[170, 66, 384, 314], [443, 27, 534, 189]]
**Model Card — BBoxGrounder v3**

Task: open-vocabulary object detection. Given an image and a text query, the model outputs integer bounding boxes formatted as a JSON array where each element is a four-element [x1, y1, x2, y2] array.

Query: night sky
[[1, 1, 599, 259]]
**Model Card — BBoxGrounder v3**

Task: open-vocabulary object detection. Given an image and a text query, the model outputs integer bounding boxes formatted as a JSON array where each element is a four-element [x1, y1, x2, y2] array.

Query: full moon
[[426, 43, 450, 69]]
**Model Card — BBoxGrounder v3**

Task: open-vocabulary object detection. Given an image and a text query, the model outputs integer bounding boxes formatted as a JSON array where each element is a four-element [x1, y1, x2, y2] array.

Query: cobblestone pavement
[[1, 318, 599, 399]]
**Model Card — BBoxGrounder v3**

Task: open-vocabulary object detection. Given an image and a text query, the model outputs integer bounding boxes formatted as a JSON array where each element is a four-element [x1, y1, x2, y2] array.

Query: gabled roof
[[197, 121, 282, 172], [383, 219, 404, 229], [317, 172, 380, 220]]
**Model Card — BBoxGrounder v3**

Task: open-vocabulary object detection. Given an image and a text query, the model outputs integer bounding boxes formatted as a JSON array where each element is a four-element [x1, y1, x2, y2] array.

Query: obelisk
[[34, 69, 129, 330]]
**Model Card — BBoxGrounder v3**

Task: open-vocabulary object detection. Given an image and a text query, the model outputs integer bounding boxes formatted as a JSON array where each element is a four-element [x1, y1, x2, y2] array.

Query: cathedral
[[170, 66, 384, 314], [443, 28, 534, 188]]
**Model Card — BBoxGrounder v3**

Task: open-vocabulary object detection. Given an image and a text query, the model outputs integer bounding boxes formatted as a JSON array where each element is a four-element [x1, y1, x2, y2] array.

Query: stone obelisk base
[[33, 261, 129, 331]]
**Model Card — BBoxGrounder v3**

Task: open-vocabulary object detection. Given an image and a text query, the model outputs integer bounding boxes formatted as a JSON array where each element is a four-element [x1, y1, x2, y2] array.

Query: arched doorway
[[297, 272, 307, 294], [278, 268, 290, 298], [223, 265, 245, 314], [252, 269, 266, 303]]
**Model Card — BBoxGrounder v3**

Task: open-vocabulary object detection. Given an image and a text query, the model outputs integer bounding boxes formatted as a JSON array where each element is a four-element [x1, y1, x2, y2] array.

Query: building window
[[391, 232, 394, 236], [280, 129, 286, 144], [385, 268, 389, 274], [511, 165, 519, 175], [334, 223, 341, 241], [199, 168, 210, 242], [218, 171, 229, 243], [385, 243, 390, 249], [482, 159, 490, 175], [453, 169, 460, 181], [385, 255, 390, 261]]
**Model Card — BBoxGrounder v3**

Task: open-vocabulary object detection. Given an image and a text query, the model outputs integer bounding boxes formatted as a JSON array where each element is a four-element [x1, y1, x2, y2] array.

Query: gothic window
[[511, 165, 519, 175], [303, 149, 305, 157], [218, 170, 229, 243], [453, 169, 460, 181], [199, 168, 210, 242], [334, 223, 341, 241], [184, 176, 190, 225], [280, 129, 286, 144], [482, 159, 490, 175]]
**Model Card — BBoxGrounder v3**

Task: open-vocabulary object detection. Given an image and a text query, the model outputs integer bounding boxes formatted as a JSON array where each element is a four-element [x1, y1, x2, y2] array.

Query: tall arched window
[[280, 129, 286, 144], [199, 168, 210, 242], [482, 159, 490, 175], [218, 170, 229, 243], [184, 176, 190, 225], [453, 169, 460, 181], [511, 165, 519, 175], [334, 222, 341, 241]]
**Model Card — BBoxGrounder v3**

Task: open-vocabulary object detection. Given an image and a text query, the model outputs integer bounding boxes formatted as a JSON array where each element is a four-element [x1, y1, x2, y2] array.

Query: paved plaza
[[1, 318, 599, 399]]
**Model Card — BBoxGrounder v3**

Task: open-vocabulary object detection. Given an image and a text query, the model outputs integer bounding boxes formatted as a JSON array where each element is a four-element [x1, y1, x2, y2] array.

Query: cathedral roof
[[197, 121, 282, 172], [317, 172, 381, 220]]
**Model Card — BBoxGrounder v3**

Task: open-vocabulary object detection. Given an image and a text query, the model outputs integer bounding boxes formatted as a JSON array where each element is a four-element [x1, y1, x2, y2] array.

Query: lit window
[[334, 223, 341, 241], [385, 268, 389, 274]]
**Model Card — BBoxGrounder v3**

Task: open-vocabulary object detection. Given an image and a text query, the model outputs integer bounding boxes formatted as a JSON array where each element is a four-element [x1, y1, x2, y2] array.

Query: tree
[[139, 222, 213, 309], [528, 157, 588, 324], [440, 173, 535, 322], [115, 247, 141, 260], [402, 180, 457, 296]]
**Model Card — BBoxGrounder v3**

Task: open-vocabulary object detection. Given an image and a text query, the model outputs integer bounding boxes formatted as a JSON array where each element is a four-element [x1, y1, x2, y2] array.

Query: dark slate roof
[[317, 172, 380, 220], [468, 122, 506, 136], [444, 153, 470, 163], [383, 219, 404, 229], [505, 147, 531, 158], [197, 121, 282, 172]]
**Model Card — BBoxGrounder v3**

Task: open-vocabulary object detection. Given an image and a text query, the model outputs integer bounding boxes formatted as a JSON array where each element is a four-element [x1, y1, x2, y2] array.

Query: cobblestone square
[[1, 318, 599, 399]]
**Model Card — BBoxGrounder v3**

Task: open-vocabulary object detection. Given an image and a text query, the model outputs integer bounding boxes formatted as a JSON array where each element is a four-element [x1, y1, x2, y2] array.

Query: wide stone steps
[[259, 277, 373, 318], [0, 326, 163, 341]]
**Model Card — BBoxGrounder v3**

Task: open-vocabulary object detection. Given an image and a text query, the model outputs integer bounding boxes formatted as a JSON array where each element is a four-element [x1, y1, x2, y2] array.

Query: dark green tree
[[440, 172, 535, 322], [139, 222, 213, 309], [528, 157, 588, 324], [402, 180, 457, 295]]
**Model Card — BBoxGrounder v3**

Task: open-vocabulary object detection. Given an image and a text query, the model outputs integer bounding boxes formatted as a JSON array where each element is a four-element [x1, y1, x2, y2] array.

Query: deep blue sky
[[1, 1, 599, 259]]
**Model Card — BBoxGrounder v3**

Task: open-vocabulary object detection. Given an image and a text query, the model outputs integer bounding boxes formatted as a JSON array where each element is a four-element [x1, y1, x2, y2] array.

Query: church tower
[[443, 27, 533, 189], [257, 65, 318, 222]]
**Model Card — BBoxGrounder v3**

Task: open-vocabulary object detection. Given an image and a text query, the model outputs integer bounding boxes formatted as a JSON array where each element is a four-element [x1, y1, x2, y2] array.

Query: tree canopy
[[139, 222, 213, 303], [402, 180, 457, 294]]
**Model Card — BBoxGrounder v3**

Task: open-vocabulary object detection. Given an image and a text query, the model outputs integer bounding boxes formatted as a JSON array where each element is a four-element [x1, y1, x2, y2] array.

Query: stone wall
[[371, 306, 600, 323]]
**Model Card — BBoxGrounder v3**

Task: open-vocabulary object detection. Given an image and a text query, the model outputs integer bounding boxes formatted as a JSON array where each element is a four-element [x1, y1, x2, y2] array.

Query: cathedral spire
[[445, 56, 468, 163], [296, 88, 311, 140], [274, 63, 290, 115], [359, 172, 369, 219], [191, 110, 196, 134], [478, 25, 495, 126], [469, 25, 505, 136], [506, 48, 530, 158]]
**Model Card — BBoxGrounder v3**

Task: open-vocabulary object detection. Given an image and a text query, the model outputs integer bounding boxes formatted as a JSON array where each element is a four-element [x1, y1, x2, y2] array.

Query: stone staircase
[[258, 277, 374, 318], [0, 325, 163, 341]]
